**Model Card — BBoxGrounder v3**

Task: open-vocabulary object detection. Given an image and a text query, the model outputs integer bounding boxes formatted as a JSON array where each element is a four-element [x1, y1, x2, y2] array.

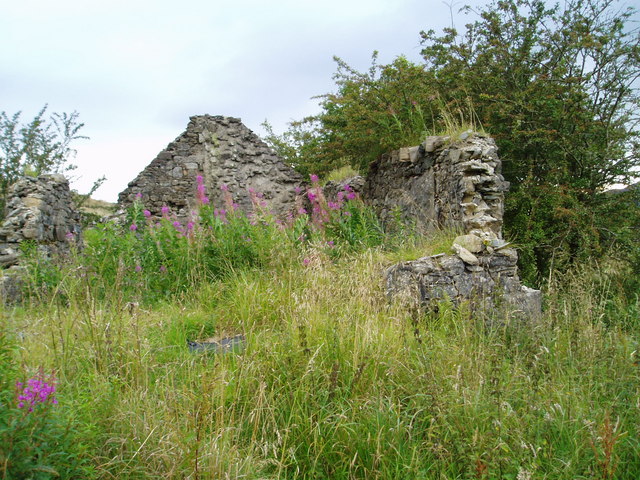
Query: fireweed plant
[[16, 372, 58, 411], [24, 174, 387, 303], [0, 334, 91, 478]]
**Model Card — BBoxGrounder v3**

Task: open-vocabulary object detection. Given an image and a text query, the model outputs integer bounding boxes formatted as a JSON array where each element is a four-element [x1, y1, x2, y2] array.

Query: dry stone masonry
[[0, 174, 82, 303], [0, 174, 81, 268], [365, 133, 508, 237], [118, 115, 303, 218], [375, 133, 541, 319]]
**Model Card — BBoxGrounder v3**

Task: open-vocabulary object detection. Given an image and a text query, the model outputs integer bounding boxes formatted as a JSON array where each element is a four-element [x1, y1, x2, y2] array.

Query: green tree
[[263, 54, 443, 177], [269, 0, 639, 285], [420, 0, 640, 282], [0, 105, 87, 209]]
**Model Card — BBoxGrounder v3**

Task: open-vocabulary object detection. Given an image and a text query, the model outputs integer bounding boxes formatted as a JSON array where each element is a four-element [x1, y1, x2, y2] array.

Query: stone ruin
[[0, 174, 81, 268], [366, 133, 541, 319], [365, 134, 507, 235], [0, 115, 540, 319], [0, 174, 82, 302], [118, 115, 303, 218]]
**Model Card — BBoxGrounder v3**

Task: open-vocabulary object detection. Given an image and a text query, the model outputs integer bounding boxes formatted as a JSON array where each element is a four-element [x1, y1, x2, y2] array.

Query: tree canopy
[[0, 105, 86, 210]]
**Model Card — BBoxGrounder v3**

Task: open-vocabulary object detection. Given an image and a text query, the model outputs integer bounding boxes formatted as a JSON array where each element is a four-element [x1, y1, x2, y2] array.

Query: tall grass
[[2, 178, 639, 479]]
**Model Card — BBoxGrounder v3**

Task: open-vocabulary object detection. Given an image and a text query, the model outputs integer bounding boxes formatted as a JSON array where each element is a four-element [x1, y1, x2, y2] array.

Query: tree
[[0, 105, 87, 210], [267, 0, 639, 285], [419, 0, 640, 282]]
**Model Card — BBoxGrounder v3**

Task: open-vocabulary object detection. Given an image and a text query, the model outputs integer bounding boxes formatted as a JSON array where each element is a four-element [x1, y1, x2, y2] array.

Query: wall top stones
[[118, 115, 304, 218]]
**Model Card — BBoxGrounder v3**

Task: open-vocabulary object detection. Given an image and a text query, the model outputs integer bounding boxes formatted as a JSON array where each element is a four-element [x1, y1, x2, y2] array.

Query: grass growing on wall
[[2, 177, 639, 479]]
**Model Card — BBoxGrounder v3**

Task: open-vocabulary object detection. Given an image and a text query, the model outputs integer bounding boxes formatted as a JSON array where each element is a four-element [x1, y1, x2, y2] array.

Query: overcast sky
[[1, 0, 486, 201]]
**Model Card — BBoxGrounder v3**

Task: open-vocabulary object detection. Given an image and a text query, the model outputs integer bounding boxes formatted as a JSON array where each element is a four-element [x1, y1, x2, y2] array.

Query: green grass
[[323, 165, 361, 185], [2, 185, 639, 479], [2, 240, 640, 479]]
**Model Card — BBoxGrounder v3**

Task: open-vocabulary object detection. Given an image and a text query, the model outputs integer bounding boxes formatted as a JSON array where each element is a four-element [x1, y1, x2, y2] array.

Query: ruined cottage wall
[[369, 133, 540, 319], [0, 174, 82, 268], [118, 115, 303, 218], [364, 134, 509, 237]]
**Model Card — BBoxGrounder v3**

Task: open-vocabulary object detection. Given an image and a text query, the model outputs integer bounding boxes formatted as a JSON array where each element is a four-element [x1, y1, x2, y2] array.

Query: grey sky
[[1, 0, 481, 201]]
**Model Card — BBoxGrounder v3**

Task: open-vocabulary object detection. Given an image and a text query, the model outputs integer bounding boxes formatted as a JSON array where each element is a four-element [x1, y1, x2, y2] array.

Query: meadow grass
[[3, 244, 639, 479], [1, 182, 639, 479]]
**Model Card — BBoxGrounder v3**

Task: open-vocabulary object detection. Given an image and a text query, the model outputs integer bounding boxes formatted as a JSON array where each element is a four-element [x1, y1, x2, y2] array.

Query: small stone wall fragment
[[0, 174, 82, 268], [385, 248, 542, 320], [378, 133, 541, 320]]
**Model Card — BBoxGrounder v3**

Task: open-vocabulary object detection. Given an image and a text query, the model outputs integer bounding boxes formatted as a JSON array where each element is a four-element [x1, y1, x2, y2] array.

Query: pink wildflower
[[16, 373, 58, 412], [196, 179, 209, 205]]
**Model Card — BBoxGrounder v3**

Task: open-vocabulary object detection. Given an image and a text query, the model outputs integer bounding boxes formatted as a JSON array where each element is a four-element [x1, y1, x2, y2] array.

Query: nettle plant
[[63, 174, 385, 302]]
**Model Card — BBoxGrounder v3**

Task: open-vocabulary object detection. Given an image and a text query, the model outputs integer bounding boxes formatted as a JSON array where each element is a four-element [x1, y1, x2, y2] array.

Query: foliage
[[23, 176, 387, 304], [6, 241, 640, 478], [0, 105, 87, 211], [6, 170, 640, 478], [323, 164, 360, 184], [263, 54, 441, 176], [261, 118, 327, 177], [265, 0, 640, 286], [419, 0, 640, 283], [0, 332, 93, 479]]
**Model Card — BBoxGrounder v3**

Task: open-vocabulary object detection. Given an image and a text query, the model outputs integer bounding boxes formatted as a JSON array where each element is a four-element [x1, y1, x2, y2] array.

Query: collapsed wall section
[[370, 133, 541, 319], [118, 115, 303, 218], [0, 174, 82, 268]]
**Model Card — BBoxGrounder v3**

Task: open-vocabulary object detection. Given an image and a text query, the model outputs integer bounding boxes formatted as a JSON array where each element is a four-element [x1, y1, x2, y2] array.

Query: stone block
[[453, 234, 485, 253]]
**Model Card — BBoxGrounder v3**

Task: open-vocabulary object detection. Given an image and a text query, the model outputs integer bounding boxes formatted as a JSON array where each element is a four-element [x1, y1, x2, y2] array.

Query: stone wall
[[385, 245, 541, 319], [364, 133, 508, 237], [374, 133, 541, 319], [118, 115, 303, 218], [0, 174, 82, 268]]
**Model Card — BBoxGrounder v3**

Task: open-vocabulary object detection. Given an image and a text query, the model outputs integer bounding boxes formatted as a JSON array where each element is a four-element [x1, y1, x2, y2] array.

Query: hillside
[[77, 197, 117, 218]]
